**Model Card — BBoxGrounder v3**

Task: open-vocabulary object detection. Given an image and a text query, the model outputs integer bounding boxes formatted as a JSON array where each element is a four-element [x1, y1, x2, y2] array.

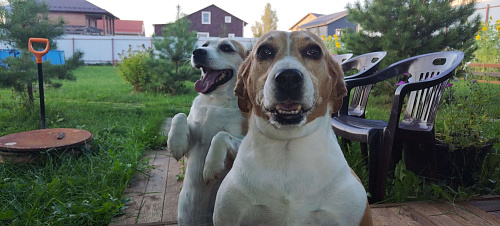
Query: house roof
[[289, 13, 324, 30], [41, 0, 118, 19], [98, 20, 144, 34], [298, 10, 348, 29], [191, 4, 248, 26]]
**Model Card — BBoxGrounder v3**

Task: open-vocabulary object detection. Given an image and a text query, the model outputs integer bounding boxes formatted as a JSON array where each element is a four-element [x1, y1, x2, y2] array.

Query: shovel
[[28, 38, 50, 129]]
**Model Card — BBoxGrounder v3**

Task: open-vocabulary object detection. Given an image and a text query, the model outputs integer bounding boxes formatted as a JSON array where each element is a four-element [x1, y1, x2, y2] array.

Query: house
[[154, 4, 248, 38], [296, 10, 357, 37], [452, 0, 500, 23], [98, 20, 145, 36], [44, 0, 118, 35], [289, 13, 323, 31]]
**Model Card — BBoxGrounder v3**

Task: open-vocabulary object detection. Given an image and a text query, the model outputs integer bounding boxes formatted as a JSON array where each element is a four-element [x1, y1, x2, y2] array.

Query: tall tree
[[251, 3, 278, 37], [343, 0, 480, 65], [0, 0, 66, 106], [153, 5, 197, 74]]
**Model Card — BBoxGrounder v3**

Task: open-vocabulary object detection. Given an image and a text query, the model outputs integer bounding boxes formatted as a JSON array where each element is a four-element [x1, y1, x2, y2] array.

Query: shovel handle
[[28, 38, 50, 63]]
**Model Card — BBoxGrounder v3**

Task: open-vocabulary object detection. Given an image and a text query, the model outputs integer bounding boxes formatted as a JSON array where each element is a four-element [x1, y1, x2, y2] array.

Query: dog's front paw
[[167, 113, 190, 161], [203, 132, 230, 184]]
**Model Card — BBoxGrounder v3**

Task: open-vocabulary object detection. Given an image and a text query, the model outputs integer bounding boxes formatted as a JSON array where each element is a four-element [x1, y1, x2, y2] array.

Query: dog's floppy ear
[[327, 55, 348, 113], [235, 54, 252, 113]]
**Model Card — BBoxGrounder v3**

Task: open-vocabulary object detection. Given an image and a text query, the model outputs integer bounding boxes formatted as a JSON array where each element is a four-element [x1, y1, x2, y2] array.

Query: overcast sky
[[85, 0, 356, 37]]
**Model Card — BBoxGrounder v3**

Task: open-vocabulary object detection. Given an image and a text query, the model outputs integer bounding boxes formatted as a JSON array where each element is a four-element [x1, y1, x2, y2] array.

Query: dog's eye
[[257, 45, 274, 60], [202, 43, 209, 47], [220, 44, 234, 52], [304, 45, 322, 59]]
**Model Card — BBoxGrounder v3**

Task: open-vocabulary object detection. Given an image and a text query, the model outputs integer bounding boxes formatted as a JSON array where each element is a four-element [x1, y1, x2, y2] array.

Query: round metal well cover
[[0, 128, 93, 152]]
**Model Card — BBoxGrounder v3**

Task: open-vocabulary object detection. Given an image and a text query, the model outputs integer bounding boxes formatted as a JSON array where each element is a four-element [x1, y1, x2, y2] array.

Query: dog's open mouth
[[269, 100, 310, 125], [194, 67, 233, 94]]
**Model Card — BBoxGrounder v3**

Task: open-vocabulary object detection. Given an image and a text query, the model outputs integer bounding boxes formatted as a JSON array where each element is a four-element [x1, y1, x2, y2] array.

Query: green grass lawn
[[0, 66, 498, 224], [0, 66, 197, 225]]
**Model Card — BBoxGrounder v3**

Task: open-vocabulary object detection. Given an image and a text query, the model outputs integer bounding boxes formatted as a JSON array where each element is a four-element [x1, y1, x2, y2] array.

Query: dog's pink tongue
[[278, 101, 300, 111], [194, 71, 219, 93]]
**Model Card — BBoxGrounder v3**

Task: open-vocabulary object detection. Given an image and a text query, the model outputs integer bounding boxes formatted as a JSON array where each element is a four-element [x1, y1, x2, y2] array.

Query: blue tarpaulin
[[0, 49, 65, 65]]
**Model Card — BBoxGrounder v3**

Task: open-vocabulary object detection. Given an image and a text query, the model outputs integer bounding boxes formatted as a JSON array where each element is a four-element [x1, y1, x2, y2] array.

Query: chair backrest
[[398, 51, 464, 131], [342, 51, 387, 80], [332, 53, 353, 64], [341, 51, 387, 117]]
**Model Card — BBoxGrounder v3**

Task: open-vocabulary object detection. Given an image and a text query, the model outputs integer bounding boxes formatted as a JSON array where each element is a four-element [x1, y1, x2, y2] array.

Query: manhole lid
[[0, 128, 93, 152]]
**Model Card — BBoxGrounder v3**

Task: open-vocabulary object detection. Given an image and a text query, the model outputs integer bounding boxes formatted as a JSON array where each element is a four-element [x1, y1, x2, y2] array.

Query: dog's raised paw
[[167, 113, 190, 160]]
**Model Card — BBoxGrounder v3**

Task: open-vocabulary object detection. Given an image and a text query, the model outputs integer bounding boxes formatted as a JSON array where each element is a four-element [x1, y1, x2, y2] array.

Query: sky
[[86, 0, 356, 37]]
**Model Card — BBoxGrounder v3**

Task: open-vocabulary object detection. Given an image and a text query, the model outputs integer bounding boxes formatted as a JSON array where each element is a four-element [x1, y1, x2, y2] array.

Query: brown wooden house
[[44, 0, 118, 35], [98, 20, 145, 36], [289, 13, 323, 31], [154, 4, 247, 38]]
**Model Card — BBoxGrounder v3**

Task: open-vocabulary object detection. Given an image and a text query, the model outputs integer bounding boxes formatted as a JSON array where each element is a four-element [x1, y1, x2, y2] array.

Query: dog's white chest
[[188, 98, 244, 144]]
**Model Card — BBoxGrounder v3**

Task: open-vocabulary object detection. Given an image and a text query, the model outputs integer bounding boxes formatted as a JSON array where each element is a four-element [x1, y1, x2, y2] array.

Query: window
[[197, 32, 209, 38], [202, 11, 211, 24], [225, 16, 231, 23], [228, 33, 235, 38], [336, 29, 346, 37]]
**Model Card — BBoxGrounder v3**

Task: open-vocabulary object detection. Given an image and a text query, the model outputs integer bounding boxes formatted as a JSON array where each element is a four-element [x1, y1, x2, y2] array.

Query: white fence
[[0, 35, 258, 64]]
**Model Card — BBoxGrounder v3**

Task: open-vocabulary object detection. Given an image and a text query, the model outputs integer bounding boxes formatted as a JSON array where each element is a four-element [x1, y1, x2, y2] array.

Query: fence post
[[485, 4, 490, 24], [111, 38, 114, 63]]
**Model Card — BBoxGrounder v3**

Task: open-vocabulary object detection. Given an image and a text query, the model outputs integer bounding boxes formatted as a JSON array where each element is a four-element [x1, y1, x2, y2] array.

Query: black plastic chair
[[331, 51, 464, 203], [341, 51, 387, 118], [332, 53, 353, 64]]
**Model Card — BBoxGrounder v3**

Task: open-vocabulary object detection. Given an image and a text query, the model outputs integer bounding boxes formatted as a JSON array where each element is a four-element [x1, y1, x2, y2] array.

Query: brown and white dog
[[213, 31, 372, 225], [167, 38, 248, 225]]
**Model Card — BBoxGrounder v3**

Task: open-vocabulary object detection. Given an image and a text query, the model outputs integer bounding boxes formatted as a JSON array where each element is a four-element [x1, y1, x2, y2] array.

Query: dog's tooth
[[297, 105, 302, 111], [276, 105, 280, 111]]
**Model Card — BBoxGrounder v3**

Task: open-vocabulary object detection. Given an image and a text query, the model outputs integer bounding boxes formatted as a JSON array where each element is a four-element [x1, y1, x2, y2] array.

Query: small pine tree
[[153, 5, 197, 75], [344, 0, 480, 66], [0, 0, 67, 107]]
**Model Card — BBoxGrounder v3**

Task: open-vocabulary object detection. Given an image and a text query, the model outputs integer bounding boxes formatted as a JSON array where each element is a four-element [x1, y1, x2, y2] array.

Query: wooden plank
[[371, 204, 433, 225], [431, 200, 495, 225], [469, 63, 500, 68], [162, 155, 183, 223], [110, 151, 157, 225], [468, 198, 500, 212], [405, 201, 461, 225], [471, 71, 500, 77], [492, 211, 500, 219], [137, 151, 171, 224], [456, 202, 500, 225]]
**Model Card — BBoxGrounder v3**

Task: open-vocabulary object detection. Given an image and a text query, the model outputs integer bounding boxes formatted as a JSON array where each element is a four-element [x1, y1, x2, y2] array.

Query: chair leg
[[340, 137, 351, 152], [367, 133, 383, 204], [389, 139, 404, 175], [360, 143, 368, 166]]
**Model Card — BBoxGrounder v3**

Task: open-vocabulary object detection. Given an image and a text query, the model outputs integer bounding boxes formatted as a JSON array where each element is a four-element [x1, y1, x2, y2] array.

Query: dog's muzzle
[[275, 69, 303, 101], [192, 48, 234, 94], [268, 69, 309, 125]]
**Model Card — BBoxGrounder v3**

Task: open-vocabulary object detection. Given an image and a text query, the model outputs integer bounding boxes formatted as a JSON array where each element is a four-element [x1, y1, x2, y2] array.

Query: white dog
[[214, 31, 372, 225], [167, 38, 248, 225]]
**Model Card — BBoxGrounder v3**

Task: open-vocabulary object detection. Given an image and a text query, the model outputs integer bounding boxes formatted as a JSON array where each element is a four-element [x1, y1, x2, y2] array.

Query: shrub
[[116, 47, 150, 93], [116, 45, 193, 95]]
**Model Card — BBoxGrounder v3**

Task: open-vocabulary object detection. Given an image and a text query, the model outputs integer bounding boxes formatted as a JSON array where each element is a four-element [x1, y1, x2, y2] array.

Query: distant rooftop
[[41, 0, 117, 19], [298, 11, 348, 29]]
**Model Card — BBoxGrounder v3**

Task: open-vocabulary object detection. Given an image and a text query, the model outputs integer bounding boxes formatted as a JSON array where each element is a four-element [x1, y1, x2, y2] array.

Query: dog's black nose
[[275, 69, 303, 90], [192, 48, 207, 61]]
